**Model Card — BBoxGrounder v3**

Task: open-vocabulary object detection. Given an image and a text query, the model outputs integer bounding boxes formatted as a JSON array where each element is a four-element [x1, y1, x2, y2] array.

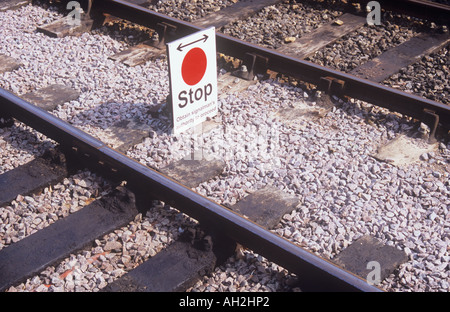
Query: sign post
[[167, 27, 218, 134]]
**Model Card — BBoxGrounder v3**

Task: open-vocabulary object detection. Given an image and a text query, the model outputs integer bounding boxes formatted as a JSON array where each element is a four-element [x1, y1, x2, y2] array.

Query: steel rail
[[93, 0, 450, 134], [0, 87, 382, 292]]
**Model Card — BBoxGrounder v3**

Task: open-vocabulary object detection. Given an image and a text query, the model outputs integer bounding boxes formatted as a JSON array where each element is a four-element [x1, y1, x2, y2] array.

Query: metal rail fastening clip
[[233, 52, 268, 81], [150, 22, 177, 50]]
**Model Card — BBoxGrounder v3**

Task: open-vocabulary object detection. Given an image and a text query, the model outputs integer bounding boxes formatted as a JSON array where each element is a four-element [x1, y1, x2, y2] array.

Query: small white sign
[[167, 27, 218, 134]]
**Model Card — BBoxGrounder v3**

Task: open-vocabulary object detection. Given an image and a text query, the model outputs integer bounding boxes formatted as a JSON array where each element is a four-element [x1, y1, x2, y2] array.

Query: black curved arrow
[[177, 34, 208, 51]]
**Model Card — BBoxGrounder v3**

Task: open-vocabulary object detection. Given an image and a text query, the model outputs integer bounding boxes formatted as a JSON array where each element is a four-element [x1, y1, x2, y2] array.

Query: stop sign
[[166, 27, 218, 134]]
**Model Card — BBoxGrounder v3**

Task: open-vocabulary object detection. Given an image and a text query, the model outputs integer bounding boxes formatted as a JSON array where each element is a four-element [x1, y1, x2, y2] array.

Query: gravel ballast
[[221, 0, 345, 49], [0, 3, 449, 292], [147, 0, 239, 22]]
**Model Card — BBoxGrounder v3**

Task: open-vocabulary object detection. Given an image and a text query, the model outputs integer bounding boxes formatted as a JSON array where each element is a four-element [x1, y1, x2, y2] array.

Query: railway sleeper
[[36, 13, 95, 38], [20, 84, 80, 112], [0, 185, 138, 292], [102, 227, 233, 292], [332, 235, 408, 286], [0, 0, 30, 12], [0, 148, 68, 207], [0, 54, 22, 74], [0, 54, 21, 127], [36, 0, 107, 38]]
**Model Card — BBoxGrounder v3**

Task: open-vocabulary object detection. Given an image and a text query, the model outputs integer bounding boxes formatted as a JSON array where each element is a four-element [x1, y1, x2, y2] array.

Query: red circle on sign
[[181, 47, 207, 86]]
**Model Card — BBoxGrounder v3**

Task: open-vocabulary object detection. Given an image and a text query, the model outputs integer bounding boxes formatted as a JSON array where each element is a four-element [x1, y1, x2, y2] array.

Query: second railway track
[[0, 0, 449, 293]]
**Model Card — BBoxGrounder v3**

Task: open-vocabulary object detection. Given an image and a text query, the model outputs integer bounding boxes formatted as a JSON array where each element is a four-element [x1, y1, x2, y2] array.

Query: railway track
[[0, 0, 449, 294]]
